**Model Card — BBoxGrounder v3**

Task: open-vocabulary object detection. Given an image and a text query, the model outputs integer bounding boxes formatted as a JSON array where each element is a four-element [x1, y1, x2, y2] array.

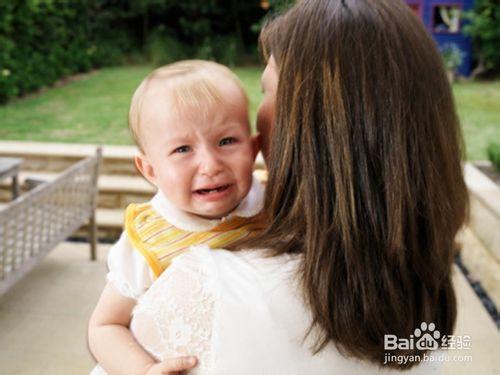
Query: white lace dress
[[130, 246, 442, 375]]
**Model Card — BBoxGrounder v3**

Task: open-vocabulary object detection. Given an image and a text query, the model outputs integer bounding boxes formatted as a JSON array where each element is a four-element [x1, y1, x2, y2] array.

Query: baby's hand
[[145, 356, 197, 375]]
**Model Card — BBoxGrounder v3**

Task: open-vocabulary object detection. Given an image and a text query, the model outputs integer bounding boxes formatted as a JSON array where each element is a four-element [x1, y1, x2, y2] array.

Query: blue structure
[[405, 0, 474, 76]]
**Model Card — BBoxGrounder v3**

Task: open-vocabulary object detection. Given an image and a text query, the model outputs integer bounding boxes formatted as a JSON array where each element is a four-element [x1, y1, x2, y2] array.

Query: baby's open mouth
[[194, 184, 231, 195]]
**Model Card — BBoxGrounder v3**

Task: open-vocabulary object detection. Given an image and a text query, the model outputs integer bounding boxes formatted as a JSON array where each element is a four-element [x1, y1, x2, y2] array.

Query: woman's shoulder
[[163, 246, 303, 315], [169, 246, 301, 284]]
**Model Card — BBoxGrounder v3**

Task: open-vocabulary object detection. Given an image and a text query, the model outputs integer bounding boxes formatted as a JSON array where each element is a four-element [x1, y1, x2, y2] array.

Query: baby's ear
[[251, 133, 261, 161], [134, 153, 157, 186]]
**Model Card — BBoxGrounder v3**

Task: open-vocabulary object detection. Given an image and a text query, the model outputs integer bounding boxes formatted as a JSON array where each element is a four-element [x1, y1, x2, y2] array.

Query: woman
[[108, 0, 468, 373]]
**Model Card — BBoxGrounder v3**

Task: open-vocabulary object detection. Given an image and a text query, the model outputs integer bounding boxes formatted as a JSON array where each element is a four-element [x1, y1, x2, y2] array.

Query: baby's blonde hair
[[129, 60, 248, 151]]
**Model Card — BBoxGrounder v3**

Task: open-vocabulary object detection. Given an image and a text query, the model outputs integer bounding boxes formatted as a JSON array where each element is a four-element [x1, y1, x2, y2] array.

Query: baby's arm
[[88, 284, 198, 374], [88, 230, 197, 374], [87, 231, 154, 372], [88, 282, 156, 373]]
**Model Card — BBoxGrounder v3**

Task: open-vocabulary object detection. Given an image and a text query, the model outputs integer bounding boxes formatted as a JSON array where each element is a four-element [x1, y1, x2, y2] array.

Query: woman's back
[[131, 247, 441, 374]]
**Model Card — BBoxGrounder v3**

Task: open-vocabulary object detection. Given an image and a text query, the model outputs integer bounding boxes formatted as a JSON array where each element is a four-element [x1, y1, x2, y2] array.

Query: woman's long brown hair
[[245, 0, 468, 369]]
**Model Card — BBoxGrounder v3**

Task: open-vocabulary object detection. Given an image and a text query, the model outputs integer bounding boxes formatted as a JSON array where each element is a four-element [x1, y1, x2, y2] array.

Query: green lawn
[[0, 65, 498, 160], [0, 65, 264, 146], [453, 80, 500, 160]]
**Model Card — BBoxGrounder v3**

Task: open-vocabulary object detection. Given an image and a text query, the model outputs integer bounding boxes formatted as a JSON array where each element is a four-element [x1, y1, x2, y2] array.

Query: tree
[[464, 0, 500, 77]]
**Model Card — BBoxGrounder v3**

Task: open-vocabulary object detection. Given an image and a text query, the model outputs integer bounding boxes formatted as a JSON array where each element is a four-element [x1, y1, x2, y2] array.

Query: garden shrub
[[487, 143, 500, 172], [0, 0, 267, 103], [440, 43, 465, 72], [0, 0, 140, 103], [0, 1, 95, 102], [146, 31, 242, 68], [464, 0, 500, 74], [212, 35, 239, 67], [145, 26, 189, 66]]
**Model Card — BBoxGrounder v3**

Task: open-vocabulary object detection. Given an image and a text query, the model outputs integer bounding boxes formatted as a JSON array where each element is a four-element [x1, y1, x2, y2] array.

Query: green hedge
[[0, 0, 132, 102], [0, 1, 137, 103], [0, 1, 274, 104], [487, 143, 500, 172], [464, 0, 500, 73]]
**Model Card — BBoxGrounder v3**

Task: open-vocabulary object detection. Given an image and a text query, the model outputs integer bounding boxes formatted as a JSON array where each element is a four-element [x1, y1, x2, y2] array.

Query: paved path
[[0, 242, 109, 374], [0, 242, 498, 374]]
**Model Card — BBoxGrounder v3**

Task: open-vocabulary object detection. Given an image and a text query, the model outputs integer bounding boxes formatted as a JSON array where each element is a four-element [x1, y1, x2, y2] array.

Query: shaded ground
[[477, 164, 500, 185]]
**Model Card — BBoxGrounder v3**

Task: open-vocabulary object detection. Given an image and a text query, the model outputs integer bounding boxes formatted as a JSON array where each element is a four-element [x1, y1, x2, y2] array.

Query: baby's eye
[[219, 137, 236, 146], [173, 145, 191, 154]]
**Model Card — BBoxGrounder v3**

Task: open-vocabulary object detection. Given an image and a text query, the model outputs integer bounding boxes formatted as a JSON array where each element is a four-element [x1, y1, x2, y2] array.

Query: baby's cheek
[[157, 168, 191, 202], [240, 164, 256, 195], [162, 165, 188, 185], [233, 156, 254, 180]]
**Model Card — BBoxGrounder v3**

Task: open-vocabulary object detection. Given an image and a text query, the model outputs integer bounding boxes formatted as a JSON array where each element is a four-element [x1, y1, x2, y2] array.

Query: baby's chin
[[188, 185, 250, 220], [188, 203, 240, 220]]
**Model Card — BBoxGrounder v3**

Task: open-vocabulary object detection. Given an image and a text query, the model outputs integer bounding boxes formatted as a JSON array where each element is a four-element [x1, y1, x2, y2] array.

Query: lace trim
[[106, 272, 142, 300], [131, 247, 217, 374]]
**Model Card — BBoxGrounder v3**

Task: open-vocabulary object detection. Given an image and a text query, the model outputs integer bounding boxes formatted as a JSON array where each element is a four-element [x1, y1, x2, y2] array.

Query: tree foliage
[[0, 0, 268, 103], [464, 0, 500, 75]]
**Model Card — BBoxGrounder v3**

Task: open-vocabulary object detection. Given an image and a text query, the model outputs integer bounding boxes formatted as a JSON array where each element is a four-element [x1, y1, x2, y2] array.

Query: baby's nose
[[198, 150, 224, 177]]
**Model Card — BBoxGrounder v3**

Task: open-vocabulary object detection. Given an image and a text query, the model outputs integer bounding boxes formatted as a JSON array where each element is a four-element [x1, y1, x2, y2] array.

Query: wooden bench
[[0, 148, 101, 295]]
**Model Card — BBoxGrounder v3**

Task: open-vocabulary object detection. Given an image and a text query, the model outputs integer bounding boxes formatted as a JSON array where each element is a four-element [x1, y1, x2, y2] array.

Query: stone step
[[0, 201, 124, 241], [0, 140, 266, 175], [63, 208, 124, 242], [0, 171, 155, 209], [0, 141, 269, 241], [91, 208, 125, 240], [458, 227, 500, 310], [97, 207, 124, 228], [0, 140, 140, 175], [462, 162, 500, 311], [0, 168, 268, 210], [0, 170, 154, 193], [464, 163, 500, 262]]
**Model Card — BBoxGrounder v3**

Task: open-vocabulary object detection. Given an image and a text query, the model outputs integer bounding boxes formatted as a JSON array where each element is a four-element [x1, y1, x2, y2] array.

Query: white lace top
[[130, 247, 442, 375]]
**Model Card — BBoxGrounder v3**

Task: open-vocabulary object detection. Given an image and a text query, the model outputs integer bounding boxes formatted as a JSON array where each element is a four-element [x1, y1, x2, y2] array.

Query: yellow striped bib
[[125, 203, 265, 278]]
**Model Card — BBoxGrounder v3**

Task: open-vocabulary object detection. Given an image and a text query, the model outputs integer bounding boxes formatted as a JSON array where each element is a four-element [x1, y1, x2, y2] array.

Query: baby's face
[[138, 83, 258, 219]]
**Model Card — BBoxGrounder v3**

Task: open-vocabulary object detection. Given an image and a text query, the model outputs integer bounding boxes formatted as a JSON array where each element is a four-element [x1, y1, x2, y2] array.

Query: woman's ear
[[134, 154, 157, 187], [251, 133, 262, 161]]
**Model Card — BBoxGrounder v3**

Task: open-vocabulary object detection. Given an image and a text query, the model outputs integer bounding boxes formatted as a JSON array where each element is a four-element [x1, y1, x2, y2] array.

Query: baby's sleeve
[[106, 231, 155, 300]]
